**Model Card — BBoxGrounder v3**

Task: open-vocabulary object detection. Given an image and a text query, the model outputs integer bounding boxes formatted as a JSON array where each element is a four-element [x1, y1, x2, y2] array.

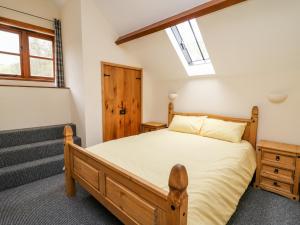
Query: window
[[0, 28, 21, 76], [0, 24, 55, 82], [166, 19, 215, 76]]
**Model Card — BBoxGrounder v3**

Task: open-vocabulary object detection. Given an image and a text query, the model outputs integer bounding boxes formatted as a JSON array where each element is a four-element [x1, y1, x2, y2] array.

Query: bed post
[[167, 164, 188, 225], [249, 106, 259, 148], [168, 102, 174, 126], [64, 125, 76, 197]]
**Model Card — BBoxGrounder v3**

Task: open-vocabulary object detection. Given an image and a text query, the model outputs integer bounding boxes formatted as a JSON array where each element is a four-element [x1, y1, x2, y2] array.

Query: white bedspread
[[87, 129, 256, 225]]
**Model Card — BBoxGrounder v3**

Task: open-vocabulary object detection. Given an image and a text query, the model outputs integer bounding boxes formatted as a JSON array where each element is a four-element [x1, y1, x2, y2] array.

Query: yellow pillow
[[169, 115, 207, 134], [200, 118, 247, 143]]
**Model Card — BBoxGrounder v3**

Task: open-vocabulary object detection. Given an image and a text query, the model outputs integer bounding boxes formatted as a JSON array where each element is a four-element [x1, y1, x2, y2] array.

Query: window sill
[[0, 75, 55, 83]]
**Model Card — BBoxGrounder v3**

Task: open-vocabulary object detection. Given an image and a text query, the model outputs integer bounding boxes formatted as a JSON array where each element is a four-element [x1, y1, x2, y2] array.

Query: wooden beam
[[115, 0, 246, 45]]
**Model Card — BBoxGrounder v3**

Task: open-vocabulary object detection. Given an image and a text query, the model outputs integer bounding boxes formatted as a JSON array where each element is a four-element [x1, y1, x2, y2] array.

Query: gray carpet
[[0, 124, 77, 148], [0, 124, 81, 191], [0, 173, 299, 225], [0, 137, 81, 168]]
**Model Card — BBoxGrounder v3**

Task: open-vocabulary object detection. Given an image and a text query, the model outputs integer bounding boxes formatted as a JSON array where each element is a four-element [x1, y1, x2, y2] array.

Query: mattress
[[86, 129, 256, 225]]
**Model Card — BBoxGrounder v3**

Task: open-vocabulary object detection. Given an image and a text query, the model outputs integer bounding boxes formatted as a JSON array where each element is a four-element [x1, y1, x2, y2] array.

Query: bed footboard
[[64, 126, 188, 225]]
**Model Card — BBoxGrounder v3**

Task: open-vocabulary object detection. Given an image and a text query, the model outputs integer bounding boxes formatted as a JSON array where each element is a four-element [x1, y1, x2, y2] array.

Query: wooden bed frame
[[64, 103, 259, 225]]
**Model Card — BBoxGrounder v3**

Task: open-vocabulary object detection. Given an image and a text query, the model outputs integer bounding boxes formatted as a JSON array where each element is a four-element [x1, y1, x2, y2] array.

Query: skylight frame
[[171, 20, 208, 65], [166, 19, 215, 76]]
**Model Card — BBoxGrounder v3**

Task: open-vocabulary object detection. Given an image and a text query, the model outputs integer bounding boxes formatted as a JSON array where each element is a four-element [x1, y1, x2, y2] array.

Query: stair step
[[0, 124, 77, 148], [0, 136, 81, 168], [0, 154, 64, 191]]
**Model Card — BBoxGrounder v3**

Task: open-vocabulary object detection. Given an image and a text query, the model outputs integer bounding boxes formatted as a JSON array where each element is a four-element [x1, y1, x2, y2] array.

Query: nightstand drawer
[[260, 177, 292, 194], [143, 127, 156, 132], [262, 151, 295, 166], [256, 140, 300, 201], [261, 165, 293, 180]]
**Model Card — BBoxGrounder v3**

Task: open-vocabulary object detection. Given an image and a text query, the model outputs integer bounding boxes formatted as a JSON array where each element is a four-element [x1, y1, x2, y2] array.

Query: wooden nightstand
[[141, 122, 167, 133], [255, 140, 300, 201]]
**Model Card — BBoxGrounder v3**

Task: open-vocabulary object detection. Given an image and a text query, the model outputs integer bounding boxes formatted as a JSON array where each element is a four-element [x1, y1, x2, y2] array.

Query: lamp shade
[[168, 93, 178, 102], [267, 93, 288, 104]]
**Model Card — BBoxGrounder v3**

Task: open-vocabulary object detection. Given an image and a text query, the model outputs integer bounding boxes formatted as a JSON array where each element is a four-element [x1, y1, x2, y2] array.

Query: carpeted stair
[[0, 124, 81, 191]]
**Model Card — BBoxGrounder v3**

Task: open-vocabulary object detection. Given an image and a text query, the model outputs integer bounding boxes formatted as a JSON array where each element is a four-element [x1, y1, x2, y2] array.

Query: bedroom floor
[[0, 174, 299, 225]]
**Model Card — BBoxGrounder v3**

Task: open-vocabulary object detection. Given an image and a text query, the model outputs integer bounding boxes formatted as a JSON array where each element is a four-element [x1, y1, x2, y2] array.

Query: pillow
[[169, 115, 207, 134], [200, 118, 247, 143]]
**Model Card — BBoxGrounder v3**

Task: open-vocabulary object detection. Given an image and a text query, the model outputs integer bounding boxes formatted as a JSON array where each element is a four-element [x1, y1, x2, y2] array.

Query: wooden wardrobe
[[102, 62, 142, 142]]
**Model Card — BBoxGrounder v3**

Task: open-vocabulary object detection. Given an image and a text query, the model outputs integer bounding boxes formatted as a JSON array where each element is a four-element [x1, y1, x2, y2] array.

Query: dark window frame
[[0, 23, 55, 82]]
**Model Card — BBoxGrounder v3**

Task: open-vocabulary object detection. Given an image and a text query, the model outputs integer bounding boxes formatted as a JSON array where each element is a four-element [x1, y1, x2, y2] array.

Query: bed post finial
[[64, 125, 75, 197], [250, 106, 259, 148], [168, 102, 174, 126], [168, 164, 188, 225], [64, 125, 73, 143], [252, 106, 259, 119]]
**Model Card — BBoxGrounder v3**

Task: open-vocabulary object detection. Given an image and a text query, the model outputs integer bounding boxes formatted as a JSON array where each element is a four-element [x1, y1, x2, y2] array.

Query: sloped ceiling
[[54, 0, 300, 81], [52, 0, 67, 7], [96, 0, 209, 36], [121, 0, 300, 80], [122, 30, 187, 79]]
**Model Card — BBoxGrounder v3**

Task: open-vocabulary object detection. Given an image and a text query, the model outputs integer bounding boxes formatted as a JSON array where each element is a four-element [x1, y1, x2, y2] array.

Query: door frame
[[101, 61, 143, 142]]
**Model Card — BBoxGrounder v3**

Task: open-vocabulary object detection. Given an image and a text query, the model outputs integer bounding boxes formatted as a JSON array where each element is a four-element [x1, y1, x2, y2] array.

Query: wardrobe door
[[103, 64, 125, 141], [102, 63, 142, 142], [124, 68, 142, 137]]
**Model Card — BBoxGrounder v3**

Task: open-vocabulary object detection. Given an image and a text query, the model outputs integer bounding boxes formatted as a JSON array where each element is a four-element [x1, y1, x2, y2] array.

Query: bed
[[63, 103, 259, 225]]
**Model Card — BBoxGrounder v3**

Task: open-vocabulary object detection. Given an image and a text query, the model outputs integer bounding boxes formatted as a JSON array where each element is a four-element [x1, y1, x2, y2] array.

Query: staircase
[[0, 124, 81, 191]]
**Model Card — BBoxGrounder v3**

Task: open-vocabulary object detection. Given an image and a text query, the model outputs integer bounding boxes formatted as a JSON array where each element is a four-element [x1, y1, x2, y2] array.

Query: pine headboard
[[168, 103, 259, 148]]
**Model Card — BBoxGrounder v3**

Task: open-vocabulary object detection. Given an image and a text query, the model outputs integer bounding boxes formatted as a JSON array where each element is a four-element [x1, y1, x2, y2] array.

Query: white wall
[[61, 0, 300, 146], [0, 0, 170, 139], [198, 0, 300, 78], [123, 0, 300, 145], [165, 74, 300, 145], [0, 0, 72, 131], [80, 0, 141, 146], [0, 87, 71, 130], [0, 0, 60, 29], [1, 0, 299, 147], [61, 0, 86, 144], [61, 0, 166, 146], [167, 0, 300, 145], [142, 74, 168, 123]]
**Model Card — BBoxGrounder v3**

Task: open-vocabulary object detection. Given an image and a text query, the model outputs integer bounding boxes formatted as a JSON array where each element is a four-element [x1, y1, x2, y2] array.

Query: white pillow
[[200, 118, 247, 143], [169, 115, 207, 134]]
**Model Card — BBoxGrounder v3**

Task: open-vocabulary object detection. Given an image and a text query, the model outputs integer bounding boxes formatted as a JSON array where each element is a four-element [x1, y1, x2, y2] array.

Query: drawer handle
[[273, 181, 280, 187], [275, 155, 280, 161], [274, 168, 279, 174]]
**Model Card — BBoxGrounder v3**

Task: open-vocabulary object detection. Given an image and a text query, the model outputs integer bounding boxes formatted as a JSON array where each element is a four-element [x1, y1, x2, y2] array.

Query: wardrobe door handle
[[275, 155, 280, 161], [119, 108, 126, 115], [274, 168, 279, 174]]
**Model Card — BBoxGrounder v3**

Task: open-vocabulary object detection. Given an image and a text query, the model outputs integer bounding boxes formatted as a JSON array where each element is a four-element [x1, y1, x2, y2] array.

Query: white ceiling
[[95, 0, 209, 36], [55, 0, 300, 81], [123, 0, 300, 80]]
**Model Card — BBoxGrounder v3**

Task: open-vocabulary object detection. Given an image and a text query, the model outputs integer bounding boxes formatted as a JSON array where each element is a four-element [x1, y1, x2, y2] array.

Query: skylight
[[166, 19, 215, 76]]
